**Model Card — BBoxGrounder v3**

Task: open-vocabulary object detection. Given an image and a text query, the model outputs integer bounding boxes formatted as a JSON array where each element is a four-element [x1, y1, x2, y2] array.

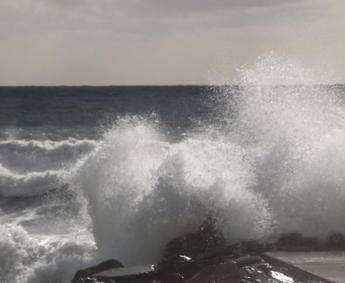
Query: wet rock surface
[[71, 220, 344, 283], [71, 259, 124, 283], [71, 253, 334, 283]]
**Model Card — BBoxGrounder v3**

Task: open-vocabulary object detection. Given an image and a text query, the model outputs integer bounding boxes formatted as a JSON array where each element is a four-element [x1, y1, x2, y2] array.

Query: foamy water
[[1, 54, 345, 282]]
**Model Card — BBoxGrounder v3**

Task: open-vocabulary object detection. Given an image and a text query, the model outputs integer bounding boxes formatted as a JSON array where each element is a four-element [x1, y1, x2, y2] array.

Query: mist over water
[[1, 54, 345, 282]]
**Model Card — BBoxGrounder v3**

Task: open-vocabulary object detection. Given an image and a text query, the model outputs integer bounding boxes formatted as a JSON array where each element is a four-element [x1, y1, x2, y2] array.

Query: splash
[[71, 54, 345, 267], [73, 118, 272, 264], [2, 54, 345, 282], [228, 54, 345, 237]]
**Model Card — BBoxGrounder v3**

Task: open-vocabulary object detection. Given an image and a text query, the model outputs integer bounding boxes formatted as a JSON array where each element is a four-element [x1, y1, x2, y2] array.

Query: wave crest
[[0, 138, 96, 173], [73, 118, 272, 264], [73, 54, 345, 266]]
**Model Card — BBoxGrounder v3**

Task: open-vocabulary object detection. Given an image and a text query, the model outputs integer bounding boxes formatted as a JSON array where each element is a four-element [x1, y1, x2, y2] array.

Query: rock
[[71, 259, 124, 283], [71, 255, 241, 283], [158, 216, 227, 271], [71, 253, 334, 283], [234, 255, 266, 268], [183, 259, 240, 283], [70, 219, 343, 282]]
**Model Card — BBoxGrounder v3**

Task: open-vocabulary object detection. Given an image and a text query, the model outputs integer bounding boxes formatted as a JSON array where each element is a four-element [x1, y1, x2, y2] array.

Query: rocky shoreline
[[71, 221, 345, 283], [71, 252, 335, 283]]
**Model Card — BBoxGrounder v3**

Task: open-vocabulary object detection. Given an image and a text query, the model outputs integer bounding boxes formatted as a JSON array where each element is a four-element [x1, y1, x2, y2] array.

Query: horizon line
[[0, 83, 344, 87]]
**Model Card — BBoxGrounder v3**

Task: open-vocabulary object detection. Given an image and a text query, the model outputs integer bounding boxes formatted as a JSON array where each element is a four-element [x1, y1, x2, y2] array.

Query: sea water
[[1, 55, 345, 282]]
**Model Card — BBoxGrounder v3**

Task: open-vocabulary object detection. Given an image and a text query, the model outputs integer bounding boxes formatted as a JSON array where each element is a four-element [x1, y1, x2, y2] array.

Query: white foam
[[0, 138, 97, 197], [0, 164, 63, 197], [0, 138, 96, 173], [3, 54, 345, 282], [0, 224, 96, 283], [72, 117, 272, 265], [232, 55, 345, 237], [72, 54, 345, 267]]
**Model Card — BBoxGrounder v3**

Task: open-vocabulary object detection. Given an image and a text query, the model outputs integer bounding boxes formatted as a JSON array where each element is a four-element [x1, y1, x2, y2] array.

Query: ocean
[[1, 57, 345, 282]]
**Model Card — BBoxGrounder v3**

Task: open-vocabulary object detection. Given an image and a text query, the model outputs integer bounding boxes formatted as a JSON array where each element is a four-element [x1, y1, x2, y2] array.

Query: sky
[[0, 0, 344, 85]]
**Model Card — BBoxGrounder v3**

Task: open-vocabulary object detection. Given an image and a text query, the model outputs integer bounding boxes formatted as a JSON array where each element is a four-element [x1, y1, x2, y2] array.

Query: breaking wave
[[2, 54, 345, 282], [0, 165, 62, 197], [0, 224, 95, 283], [0, 137, 97, 281], [0, 138, 96, 198], [0, 138, 96, 173], [73, 54, 345, 266], [72, 118, 272, 264]]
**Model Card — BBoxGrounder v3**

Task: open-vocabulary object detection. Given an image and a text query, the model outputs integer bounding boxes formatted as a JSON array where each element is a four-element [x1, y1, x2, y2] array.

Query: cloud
[[0, 0, 343, 85], [0, 0, 322, 36], [133, 0, 303, 13]]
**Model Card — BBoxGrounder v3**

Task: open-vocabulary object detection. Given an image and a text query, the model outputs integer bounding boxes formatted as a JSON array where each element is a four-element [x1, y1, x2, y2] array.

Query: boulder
[[71, 259, 124, 283]]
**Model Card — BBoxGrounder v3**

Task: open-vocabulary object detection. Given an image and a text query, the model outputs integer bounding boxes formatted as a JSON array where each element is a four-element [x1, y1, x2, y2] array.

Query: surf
[[2, 54, 345, 282], [72, 54, 345, 267]]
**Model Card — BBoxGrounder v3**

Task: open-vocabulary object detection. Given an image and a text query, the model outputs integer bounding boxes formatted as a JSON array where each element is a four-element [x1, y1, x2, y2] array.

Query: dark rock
[[71, 220, 344, 283], [159, 216, 227, 270], [71, 252, 334, 283], [71, 255, 241, 283], [234, 256, 265, 268], [71, 259, 124, 283], [184, 259, 239, 283]]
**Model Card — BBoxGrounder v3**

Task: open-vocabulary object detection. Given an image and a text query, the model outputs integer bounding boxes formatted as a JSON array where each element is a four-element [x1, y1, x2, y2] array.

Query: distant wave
[[0, 138, 97, 173], [0, 164, 64, 197], [0, 138, 97, 197]]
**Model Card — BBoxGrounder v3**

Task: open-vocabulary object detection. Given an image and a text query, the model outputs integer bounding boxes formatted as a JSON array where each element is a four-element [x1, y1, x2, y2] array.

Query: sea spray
[[2, 54, 345, 282], [220, 54, 345, 237], [74, 54, 345, 267], [73, 117, 272, 264]]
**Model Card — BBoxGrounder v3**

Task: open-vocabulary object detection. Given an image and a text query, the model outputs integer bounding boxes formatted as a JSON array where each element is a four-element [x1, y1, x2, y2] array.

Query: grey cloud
[[39, 0, 304, 13], [0, 0, 343, 85], [133, 0, 304, 13], [97, 0, 322, 36], [0, 0, 329, 39], [0, 0, 317, 33]]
